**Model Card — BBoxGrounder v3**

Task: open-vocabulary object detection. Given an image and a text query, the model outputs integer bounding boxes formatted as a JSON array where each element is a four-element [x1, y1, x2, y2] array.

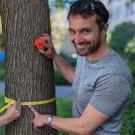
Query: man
[[29, 0, 132, 134], [0, 100, 21, 127]]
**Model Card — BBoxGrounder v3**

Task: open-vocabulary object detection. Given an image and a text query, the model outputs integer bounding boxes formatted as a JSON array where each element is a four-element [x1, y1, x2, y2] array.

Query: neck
[[86, 42, 111, 62]]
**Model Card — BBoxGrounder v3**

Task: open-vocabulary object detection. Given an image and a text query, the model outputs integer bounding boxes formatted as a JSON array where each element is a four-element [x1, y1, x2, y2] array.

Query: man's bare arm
[[38, 34, 75, 84], [29, 104, 109, 135], [53, 54, 75, 84]]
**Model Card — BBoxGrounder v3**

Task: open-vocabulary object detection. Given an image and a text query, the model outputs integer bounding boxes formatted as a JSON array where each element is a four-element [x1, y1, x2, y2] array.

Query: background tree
[[109, 22, 135, 59], [125, 37, 135, 60], [55, 0, 64, 8], [0, 0, 57, 135]]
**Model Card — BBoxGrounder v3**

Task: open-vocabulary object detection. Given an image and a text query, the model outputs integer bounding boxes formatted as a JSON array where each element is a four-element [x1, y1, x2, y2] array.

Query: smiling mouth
[[76, 44, 88, 49]]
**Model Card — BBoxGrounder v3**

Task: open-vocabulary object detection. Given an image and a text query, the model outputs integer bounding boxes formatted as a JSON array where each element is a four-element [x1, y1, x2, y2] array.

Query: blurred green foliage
[[57, 97, 72, 135], [54, 0, 73, 8], [0, 93, 5, 135], [121, 87, 135, 135], [125, 37, 135, 60], [57, 97, 72, 118], [0, 63, 5, 81], [55, 68, 69, 85], [109, 22, 135, 59], [0, 93, 4, 112], [55, 0, 64, 8], [128, 61, 135, 86], [55, 52, 76, 85], [60, 52, 76, 67]]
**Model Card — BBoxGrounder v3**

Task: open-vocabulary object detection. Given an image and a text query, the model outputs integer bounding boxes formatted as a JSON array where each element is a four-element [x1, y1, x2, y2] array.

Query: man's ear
[[101, 23, 109, 39], [101, 23, 109, 35], [103, 23, 109, 33]]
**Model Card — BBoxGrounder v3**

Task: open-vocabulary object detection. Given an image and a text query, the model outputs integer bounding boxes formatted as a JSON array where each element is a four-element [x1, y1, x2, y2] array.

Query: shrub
[[128, 61, 135, 87], [54, 52, 77, 85], [60, 52, 76, 67], [0, 62, 5, 81], [57, 97, 72, 135], [109, 22, 135, 58], [54, 68, 69, 85], [0, 93, 5, 135], [121, 88, 135, 135]]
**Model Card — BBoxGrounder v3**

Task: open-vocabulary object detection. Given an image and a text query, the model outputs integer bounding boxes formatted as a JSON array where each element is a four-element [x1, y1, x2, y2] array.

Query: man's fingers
[[38, 50, 49, 56], [41, 43, 50, 49], [29, 106, 39, 116], [40, 33, 46, 37], [40, 33, 52, 44], [38, 50, 46, 55], [41, 33, 49, 38]]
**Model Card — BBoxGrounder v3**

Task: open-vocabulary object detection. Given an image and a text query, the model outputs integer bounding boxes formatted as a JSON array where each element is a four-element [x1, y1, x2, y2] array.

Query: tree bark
[[1, 0, 57, 134]]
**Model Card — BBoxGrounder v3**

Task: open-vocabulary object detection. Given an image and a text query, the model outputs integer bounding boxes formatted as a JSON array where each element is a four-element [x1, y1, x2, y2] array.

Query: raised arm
[[38, 34, 75, 84]]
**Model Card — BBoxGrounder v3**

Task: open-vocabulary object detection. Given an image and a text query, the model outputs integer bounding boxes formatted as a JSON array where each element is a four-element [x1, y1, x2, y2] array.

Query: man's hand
[[29, 106, 48, 129], [38, 34, 58, 60], [37, 33, 75, 84], [3, 99, 21, 124]]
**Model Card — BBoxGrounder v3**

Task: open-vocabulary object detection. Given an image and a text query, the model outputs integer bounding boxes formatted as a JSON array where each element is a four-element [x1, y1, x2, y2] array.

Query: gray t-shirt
[[72, 50, 132, 135]]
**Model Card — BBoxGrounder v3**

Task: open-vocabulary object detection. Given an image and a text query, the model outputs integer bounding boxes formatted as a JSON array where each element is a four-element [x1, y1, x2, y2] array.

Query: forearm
[[50, 116, 89, 135], [53, 54, 75, 84], [0, 115, 9, 127]]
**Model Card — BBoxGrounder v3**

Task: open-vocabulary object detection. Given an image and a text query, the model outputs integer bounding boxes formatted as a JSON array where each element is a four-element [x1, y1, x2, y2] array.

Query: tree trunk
[[1, 0, 57, 135]]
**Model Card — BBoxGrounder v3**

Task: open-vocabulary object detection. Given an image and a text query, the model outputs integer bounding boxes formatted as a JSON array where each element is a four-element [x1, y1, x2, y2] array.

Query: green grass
[[0, 63, 5, 81], [57, 98, 72, 135], [0, 93, 5, 135]]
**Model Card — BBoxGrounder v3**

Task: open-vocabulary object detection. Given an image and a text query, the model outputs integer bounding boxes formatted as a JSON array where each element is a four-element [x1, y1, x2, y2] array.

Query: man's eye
[[82, 29, 90, 33], [69, 30, 75, 34]]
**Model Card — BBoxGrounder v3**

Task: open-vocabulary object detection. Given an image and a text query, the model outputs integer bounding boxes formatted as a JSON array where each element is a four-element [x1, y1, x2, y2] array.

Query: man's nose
[[74, 34, 83, 44]]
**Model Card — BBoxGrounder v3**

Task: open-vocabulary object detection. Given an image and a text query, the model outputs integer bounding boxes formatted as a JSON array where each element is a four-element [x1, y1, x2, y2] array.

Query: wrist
[[53, 53, 59, 61], [46, 115, 54, 127], [2, 114, 10, 125]]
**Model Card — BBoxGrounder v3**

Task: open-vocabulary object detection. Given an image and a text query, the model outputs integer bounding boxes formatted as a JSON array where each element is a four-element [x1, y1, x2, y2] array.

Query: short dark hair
[[68, 0, 109, 29]]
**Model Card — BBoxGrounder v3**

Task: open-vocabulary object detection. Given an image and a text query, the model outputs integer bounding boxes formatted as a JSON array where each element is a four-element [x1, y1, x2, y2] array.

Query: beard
[[74, 33, 101, 56], [74, 38, 101, 56]]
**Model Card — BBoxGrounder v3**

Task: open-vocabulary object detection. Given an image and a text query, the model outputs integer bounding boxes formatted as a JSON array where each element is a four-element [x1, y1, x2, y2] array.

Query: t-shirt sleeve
[[89, 74, 131, 116]]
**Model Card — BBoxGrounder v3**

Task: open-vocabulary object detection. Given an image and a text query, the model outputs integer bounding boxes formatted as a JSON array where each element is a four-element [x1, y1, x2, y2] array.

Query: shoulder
[[90, 74, 131, 116], [97, 50, 132, 85]]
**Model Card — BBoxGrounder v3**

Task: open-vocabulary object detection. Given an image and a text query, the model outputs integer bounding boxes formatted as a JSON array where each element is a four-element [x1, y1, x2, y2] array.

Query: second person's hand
[[3, 99, 21, 125]]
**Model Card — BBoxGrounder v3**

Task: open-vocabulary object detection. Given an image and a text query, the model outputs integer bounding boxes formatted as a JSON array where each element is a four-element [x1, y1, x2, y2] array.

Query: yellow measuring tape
[[0, 97, 56, 113]]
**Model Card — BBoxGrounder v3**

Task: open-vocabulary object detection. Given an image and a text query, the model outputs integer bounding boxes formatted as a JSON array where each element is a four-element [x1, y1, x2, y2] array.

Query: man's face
[[68, 15, 102, 56]]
